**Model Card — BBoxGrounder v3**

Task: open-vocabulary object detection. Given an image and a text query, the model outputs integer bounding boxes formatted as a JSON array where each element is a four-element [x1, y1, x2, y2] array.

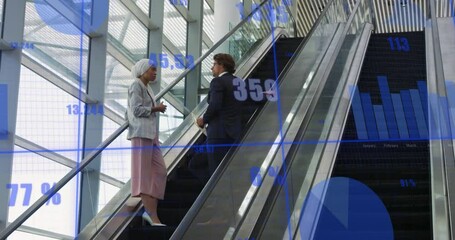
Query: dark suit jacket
[[203, 73, 243, 140]]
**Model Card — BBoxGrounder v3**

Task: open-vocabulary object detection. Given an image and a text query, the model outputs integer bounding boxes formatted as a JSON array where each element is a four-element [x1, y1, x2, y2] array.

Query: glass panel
[[8, 231, 62, 240], [100, 118, 131, 183], [158, 99, 184, 143], [16, 66, 85, 161], [200, 42, 211, 89], [228, 0, 295, 62], [261, 0, 374, 238], [163, 0, 187, 55], [161, 48, 187, 87], [203, 0, 215, 43], [134, 0, 150, 15], [23, 1, 90, 92], [97, 181, 121, 214], [104, 54, 130, 118], [180, 0, 353, 238], [4, 2, 297, 238], [108, 0, 148, 59], [8, 146, 76, 239]]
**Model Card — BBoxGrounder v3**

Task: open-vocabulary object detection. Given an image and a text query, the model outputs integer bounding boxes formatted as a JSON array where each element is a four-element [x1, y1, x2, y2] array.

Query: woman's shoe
[[151, 222, 166, 226], [142, 212, 166, 227]]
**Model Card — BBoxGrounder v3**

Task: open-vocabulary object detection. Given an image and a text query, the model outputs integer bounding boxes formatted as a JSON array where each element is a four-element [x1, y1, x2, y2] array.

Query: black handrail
[[169, 0, 340, 237]]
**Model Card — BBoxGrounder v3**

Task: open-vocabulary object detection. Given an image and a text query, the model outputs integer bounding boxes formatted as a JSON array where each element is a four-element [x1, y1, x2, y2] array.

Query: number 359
[[233, 78, 278, 102]]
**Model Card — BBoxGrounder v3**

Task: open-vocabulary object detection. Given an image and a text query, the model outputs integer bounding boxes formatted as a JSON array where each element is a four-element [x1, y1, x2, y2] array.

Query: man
[[197, 53, 243, 175]]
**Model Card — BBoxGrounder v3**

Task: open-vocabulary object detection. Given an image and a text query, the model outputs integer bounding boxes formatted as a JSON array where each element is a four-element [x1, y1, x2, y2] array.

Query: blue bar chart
[[0, 84, 7, 140], [352, 76, 428, 140]]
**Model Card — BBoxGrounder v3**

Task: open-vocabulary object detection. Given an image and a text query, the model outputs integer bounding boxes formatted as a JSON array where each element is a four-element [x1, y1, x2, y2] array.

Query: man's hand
[[154, 102, 167, 113], [196, 117, 205, 128]]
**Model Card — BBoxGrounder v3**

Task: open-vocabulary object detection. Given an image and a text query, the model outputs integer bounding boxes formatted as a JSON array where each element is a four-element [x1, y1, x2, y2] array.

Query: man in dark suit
[[197, 53, 243, 175]]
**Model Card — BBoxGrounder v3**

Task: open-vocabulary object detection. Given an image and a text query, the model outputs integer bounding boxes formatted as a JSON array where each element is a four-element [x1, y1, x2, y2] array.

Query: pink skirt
[[131, 137, 166, 199]]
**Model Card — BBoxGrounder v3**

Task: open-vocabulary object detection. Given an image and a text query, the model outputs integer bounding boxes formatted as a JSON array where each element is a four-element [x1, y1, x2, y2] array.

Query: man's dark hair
[[214, 53, 235, 74]]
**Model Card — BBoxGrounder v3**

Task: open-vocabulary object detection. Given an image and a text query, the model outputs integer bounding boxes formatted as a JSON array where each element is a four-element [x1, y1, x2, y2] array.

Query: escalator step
[[394, 230, 432, 240], [166, 178, 205, 193], [389, 212, 431, 231], [128, 225, 177, 240], [163, 191, 200, 203], [126, 37, 304, 240], [174, 167, 199, 179], [159, 208, 190, 226], [333, 168, 429, 180]]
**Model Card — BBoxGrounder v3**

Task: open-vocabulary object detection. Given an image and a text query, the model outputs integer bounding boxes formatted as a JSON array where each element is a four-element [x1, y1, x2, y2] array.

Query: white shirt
[[218, 71, 228, 77]]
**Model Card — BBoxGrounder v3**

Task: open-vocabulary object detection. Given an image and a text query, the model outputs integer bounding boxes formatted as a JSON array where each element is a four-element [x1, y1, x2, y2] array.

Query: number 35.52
[[233, 78, 278, 102]]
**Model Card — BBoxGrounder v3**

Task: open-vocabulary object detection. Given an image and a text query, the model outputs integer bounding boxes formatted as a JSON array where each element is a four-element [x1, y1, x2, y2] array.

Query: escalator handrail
[[168, 27, 297, 239], [78, 28, 288, 239], [171, 0, 356, 238], [0, 0, 292, 238]]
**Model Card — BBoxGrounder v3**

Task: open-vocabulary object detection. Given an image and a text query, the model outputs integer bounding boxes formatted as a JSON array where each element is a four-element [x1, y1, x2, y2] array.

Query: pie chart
[[299, 177, 393, 240]]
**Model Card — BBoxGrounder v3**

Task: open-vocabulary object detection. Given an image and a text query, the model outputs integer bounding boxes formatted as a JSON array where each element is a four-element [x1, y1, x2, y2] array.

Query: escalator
[[0, 0, 353, 239], [327, 31, 431, 239], [120, 37, 304, 239], [228, 22, 432, 240]]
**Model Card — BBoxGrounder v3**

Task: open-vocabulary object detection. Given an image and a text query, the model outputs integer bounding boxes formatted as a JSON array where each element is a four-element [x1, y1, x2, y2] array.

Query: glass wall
[[23, 2, 90, 92], [1, 0, 216, 238]]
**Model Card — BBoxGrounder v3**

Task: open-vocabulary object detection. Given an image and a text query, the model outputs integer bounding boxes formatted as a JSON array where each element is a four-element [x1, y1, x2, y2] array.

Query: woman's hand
[[154, 102, 167, 113]]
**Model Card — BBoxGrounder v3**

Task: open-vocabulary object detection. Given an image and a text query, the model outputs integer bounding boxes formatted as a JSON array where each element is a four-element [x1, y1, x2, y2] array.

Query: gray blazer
[[126, 79, 158, 140]]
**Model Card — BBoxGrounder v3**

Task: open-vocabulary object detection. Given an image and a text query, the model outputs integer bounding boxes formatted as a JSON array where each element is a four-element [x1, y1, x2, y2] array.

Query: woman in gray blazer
[[126, 59, 167, 226]]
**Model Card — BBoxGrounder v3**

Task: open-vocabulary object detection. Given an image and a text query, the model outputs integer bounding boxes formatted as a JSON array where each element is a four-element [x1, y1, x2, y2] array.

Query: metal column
[[185, 0, 204, 112], [78, 1, 109, 232], [0, 0, 27, 231]]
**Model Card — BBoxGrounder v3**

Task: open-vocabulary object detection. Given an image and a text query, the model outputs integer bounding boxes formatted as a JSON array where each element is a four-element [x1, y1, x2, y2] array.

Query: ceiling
[[296, 0, 454, 37]]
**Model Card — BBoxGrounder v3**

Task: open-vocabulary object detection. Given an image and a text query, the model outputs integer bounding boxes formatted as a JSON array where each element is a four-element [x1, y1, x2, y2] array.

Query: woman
[[126, 59, 167, 226]]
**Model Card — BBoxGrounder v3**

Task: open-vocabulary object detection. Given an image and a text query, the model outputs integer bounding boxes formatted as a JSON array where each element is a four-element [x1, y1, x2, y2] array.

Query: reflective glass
[[23, 1, 90, 92], [15, 66, 85, 161], [104, 54, 131, 118], [108, 0, 148, 58], [135, 0, 150, 15], [100, 117, 131, 183], [8, 231, 62, 240], [163, 0, 187, 55], [97, 180, 121, 213], [158, 99, 185, 143], [203, 0, 215, 42], [7, 146, 76, 239]]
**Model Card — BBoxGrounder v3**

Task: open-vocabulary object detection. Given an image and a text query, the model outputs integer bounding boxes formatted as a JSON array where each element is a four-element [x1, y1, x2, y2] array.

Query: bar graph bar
[[351, 86, 368, 139], [351, 76, 428, 140], [0, 84, 8, 140], [401, 90, 420, 138], [410, 89, 428, 138], [391, 93, 409, 139], [360, 93, 379, 140], [417, 81, 428, 124], [373, 105, 389, 139], [378, 76, 400, 139]]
